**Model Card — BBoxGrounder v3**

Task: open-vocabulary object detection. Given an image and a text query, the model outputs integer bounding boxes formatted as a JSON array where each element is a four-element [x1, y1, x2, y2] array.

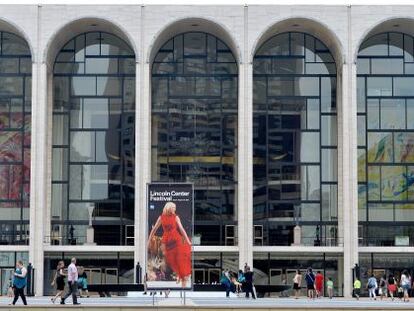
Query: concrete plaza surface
[[2, 293, 414, 310]]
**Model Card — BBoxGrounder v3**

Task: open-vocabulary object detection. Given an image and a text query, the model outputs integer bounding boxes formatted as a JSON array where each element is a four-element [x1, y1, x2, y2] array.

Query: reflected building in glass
[[0, 4, 414, 298]]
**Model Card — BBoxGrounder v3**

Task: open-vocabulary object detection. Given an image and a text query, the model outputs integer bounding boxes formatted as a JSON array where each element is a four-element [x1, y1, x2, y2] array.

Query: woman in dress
[[148, 202, 192, 288], [51, 261, 66, 304]]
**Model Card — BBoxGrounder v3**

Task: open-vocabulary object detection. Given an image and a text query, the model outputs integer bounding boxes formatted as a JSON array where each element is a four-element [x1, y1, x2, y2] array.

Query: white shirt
[[67, 263, 78, 282]]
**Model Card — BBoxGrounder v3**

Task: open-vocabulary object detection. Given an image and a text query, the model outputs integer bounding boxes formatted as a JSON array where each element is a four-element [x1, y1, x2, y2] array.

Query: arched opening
[[357, 29, 414, 247], [253, 32, 338, 246], [0, 31, 32, 245], [151, 31, 238, 248], [50, 31, 136, 246]]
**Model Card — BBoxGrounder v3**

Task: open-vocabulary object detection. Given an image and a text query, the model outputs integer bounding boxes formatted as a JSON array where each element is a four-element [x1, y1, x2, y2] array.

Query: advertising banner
[[146, 183, 193, 290]]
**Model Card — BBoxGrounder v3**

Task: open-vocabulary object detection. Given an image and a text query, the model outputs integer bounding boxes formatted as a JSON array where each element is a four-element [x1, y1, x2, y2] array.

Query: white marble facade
[[0, 4, 413, 296]]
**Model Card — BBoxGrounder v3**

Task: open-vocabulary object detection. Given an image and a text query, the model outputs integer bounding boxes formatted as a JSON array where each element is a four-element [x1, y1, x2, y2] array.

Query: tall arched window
[[0, 32, 31, 245], [151, 32, 238, 245], [52, 32, 135, 245], [253, 32, 338, 246], [358, 32, 414, 246]]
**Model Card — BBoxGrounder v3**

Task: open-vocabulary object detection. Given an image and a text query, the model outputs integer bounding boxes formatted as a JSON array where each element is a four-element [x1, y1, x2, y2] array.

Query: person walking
[[379, 276, 387, 300], [305, 268, 316, 299], [387, 274, 396, 301], [61, 257, 80, 305], [326, 277, 334, 299], [353, 277, 361, 300], [220, 269, 232, 298], [401, 270, 410, 302], [292, 270, 302, 299], [367, 274, 378, 300], [244, 266, 256, 299], [51, 260, 66, 303], [315, 271, 324, 298], [11, 260, 27, 305]]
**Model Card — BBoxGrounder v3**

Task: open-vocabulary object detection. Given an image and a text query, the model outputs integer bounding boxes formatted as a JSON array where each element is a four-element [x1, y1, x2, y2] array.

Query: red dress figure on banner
[[148, 202, 192, 287]]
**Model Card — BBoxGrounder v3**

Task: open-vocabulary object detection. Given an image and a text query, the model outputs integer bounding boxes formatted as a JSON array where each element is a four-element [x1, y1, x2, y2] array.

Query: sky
[[3, 0, 414, 5]]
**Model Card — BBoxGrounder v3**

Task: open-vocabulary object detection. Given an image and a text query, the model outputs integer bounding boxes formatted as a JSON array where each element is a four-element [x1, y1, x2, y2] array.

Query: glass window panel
[[101, 33, 133, 56], [358, 184, 367, 221], [70, 132, 95, 162], [0, 77, 22, 96], [2, 33, 30, 55], [395, 204, 414, 221], [394, 77, 414, 96], [381, 166, 406, 201], [169, 77, 195, 97], [83, 98, 109, 129], [357, 77, 366, 113], [367, 132, 393, 163], [389, 33, 404, 56], [290, 33, 305, 56], [321, 115, 337, 146], [357, 58, 370, 75], [52, 148, 68, 181], [371, 58, 403, 75], [307, 98, 319, 129], [367, 77, 392, 96], [184, 33, 206, 55], [300, 132, 319, 163], [97, 77, 121, 96], [85, 58, 118, 74], [307, 165, 320, 200], [273, 58, 304, 74], [256, 33, 289, 56], [408, 99, 414, 129], [301, 203, 320, 221], [321, 77, 336, 113], [322, 148, 337, 182], [357, 116, 366, 147], [75, 35, 85, 62], [407, 166, 414, 200], [359, 33, 388, 56], [394, 132, 414, 163], [369, 204, 393, 221], [367, 166, 380, 200], [0, 58, 19, 73], [85, 32, 100, 55], [358, 149, 366, 182], [367, 99, 379, 129], [81, 164, 109, 200], [71, 77, 96, 96], [405, 34, 414, 62], [322, 184, 337, 221], [268, 77, 319, 97], [380, 99, 405, 129]]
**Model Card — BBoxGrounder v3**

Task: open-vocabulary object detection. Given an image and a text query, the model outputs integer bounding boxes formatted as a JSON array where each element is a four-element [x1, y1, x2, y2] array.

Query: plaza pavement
[[2, 292, 414, 310]]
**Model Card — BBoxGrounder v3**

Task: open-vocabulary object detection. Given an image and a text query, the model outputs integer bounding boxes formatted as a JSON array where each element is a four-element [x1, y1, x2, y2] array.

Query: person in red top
[[315, 271, 324, 298], [148, 202, 192, 288]]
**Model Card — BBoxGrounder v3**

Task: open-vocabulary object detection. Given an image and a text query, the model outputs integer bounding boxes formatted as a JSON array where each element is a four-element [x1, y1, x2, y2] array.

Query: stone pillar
[[238, 59, 253, 268], [341, 60, 359, 298], [29, 62, 48, 296], [135, 61, 150, 282]]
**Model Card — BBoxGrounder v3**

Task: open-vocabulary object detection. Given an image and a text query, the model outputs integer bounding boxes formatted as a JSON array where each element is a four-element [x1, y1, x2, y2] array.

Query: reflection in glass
[[151, 33, 238, 246], [52, 32, 135, 245], [0, 32, 31, 245], [358, 32, 414, 246], [253, 32, 337, 246]]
